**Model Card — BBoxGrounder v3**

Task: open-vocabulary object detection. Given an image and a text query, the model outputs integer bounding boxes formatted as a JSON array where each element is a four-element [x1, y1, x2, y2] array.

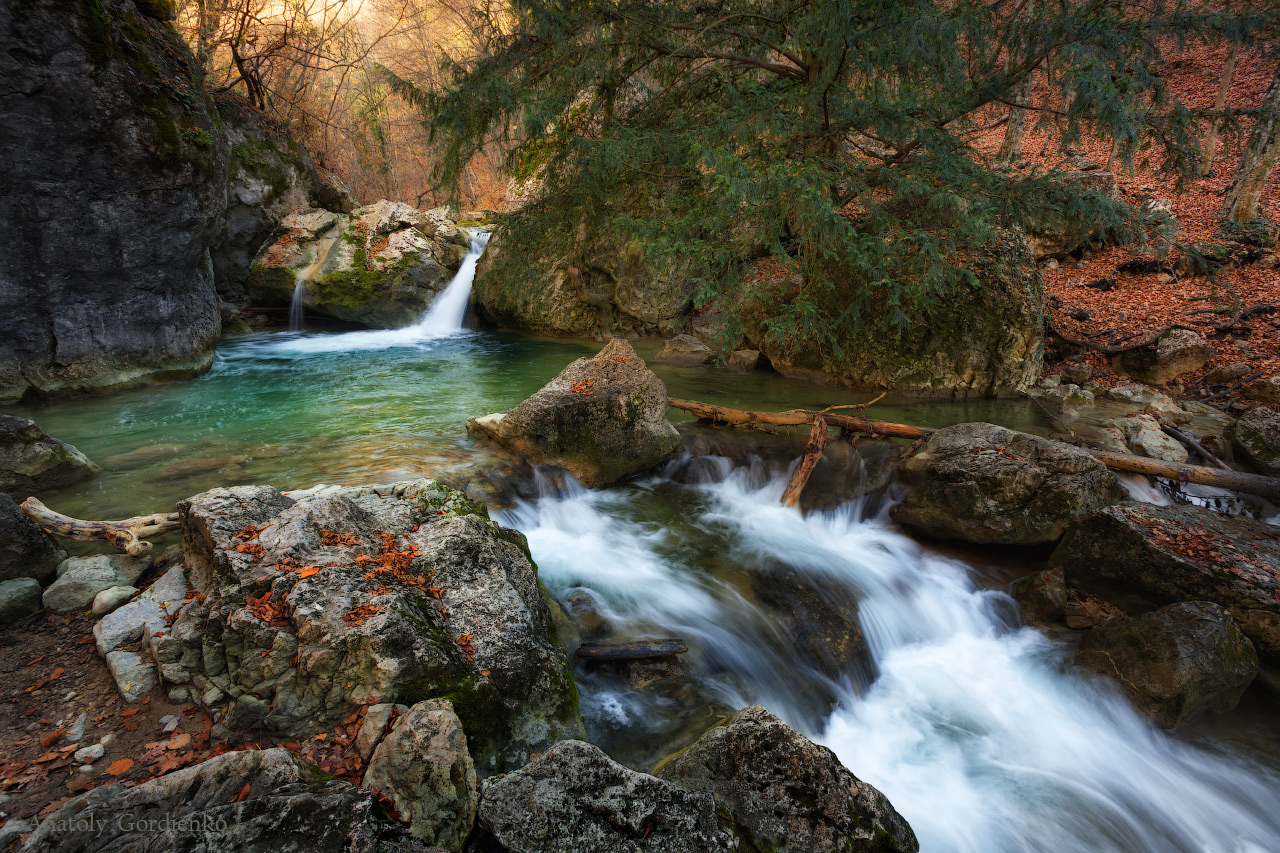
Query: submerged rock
[[477, 739, 735, 852], [250, 201, 471, 328], [20, 748, 422, 853], [467, 339, 680, 487], [171, 478, 582, 773], [1075, 601, 1258, 729], [1227, 406, 1280, 476], [656, 334, 714, 365], [1112, 329, 1214, 385], [0, 493, 65, 584], [1015, 568, 1069, 626], [654, 705, 919, 853], [891, 423, 1123, 545], [1051, 503, 1280, 662], [362, 699, 477, 850], [0, 416, 98, 498]]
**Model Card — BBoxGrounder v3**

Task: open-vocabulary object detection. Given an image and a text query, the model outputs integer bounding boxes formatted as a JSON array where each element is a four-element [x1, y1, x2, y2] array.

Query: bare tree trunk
[[998, 72, 1032, 165], [1222, 61, 1280, 224], [1200, 41, 1239, 177]]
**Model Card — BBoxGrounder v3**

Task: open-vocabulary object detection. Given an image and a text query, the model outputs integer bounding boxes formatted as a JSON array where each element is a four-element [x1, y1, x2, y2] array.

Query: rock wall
[[0, 0, 227, 403]]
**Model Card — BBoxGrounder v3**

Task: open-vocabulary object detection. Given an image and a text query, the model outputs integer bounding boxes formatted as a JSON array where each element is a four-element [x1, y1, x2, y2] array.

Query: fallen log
[[781, 415, 828, 508], [668, 398, 1280, 502], [576, 640, 689, 661], [20, 498, 179, 559]]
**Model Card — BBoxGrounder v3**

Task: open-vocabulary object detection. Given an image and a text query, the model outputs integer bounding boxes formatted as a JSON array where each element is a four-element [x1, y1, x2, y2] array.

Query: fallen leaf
[[297, 567, 320, 579], [168, 733, 191, 751], [39, 728, 64, 748], [234, 783, 251, 802], [104, 759, 133, 776], [121, 708, 140, 718], [49, 667, 64, 680]]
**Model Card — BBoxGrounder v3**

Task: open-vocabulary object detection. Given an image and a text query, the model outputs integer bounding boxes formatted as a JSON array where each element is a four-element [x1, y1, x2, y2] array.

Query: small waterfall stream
[[496, 461, 1280, 853], [281, 229, 490, 353], [288, 232, 342, 332]]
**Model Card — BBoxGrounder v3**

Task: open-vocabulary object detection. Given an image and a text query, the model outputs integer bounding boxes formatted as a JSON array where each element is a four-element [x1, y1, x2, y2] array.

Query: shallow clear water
[[5, 320, 1279, 852]]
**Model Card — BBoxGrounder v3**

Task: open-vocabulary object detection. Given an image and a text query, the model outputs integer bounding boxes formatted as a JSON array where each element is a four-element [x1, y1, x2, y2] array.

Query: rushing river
[[5, 250, 1280, 851]]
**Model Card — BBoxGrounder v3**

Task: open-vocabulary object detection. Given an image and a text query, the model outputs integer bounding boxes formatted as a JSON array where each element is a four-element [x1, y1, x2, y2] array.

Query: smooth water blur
[[499, 463, 1280, 853]]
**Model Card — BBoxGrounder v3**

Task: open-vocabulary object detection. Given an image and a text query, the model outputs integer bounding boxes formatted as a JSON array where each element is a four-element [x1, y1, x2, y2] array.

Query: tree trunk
[[1222, 61, 1280, 223], [998, 73, 1034, 164], [1200, 41, 1239, 177]]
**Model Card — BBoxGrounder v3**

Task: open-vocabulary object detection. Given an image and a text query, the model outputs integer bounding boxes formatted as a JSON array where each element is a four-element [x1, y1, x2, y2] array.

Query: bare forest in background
[[176, 0, 510, 210]]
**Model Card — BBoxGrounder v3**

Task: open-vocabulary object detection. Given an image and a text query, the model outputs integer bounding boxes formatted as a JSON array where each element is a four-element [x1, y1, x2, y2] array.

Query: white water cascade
[[280, 229, 490, 352], [496, 461, 1280, 853], [288, 231, 342, 332]]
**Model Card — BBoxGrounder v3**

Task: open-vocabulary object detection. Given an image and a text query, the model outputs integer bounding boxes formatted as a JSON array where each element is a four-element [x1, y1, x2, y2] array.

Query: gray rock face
[[891, 423, 1123, 545], [467, 339, 680, 487], [91, 585, 136, 616], [20, 748, 424, 853], [1227, 406, 1280, 476], [1052, 503, 1280, 662], [0, 0, 226, 402], [1104, 414, 1188, 463], [356, 702, 408, 763], [105, 649, 157, 704], [1113, 329, 1214, 385], [362, 699, 478, 851], [656, 334, 714, 365], [1075, 601, 1258, 728], [172, 479, 582, 774], [655, 706, 919, 853], [0, 416, 98, 497], [477, 740, 735, 853], [0, 493, 65, 584], [43, 554, 148, 615], [250, 201, 471, 328], [0, 578, 40, 625], [1015, 568, 1069, 626]]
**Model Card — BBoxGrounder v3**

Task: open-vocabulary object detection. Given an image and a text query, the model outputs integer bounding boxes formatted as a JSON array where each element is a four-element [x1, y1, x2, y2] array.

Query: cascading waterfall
[[288, 280, 306, 332], [281, 228, 490, 352], [496, 459, 1280, 853], [288, 231, 343, 332]]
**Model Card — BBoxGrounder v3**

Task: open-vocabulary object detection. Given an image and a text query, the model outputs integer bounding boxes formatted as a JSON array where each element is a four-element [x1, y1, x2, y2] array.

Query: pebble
[[99, 733, 114, 746], [74, 744, 104, 764], [24, 722, 38, 733], [163, 719, 179, 735], [77, 764, 95, 775], [65, 711, 87, 744]]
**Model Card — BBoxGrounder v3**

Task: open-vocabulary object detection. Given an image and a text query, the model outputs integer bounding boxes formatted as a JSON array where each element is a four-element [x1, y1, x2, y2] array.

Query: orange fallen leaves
[[320, 530, 362, 547], [455, 633, 476, 664], [104, 759, 133, 776], [343, 605, 385, 627], [570, 379, 595, 395], [232, 542, 266, 561]]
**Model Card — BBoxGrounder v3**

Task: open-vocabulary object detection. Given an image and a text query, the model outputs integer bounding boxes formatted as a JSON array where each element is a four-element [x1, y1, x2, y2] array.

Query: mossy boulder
[[1075, 601, 1258, 729], [1112, 328, 1214, 385], [466, 338, 680, 487], [891, 422, 1124, 545], [653, 705, 919, 853], [0, 415, 99, 497], [1226, 406, 1280, 476], [741, 230, 1044, 396], [168, 478, 584, 775], [250, 201, 473, 328], [1051, 503, 1280, 663]]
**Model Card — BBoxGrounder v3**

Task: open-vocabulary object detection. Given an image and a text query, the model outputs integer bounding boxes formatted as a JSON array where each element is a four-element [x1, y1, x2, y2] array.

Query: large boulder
[[1014, 568, 1069, 626], [654, 705, 918, 853], [362, 699, 478, 851], [1112, 328, 1214, 385], [250, 201, 472, 328], [0, 0, 227, 402], [476, 739, 736, 852], [42, 553, 148, 615], [20, 748, 423, 853], [1051, 503, 1280, 662], [741, 230, 1044, 396], [1024, 170, 1125, 259], [1227, 406, 1280, 476], [656, 334, 714, 365], [0, 493, 65, 584], [1075, 601, 1258, 729], [169, 478, 583, 773], [1104, 414, 1188, 463], [891, 423, 1124, 545], [467, 339, 680, 487], [0, 416, 98, 497], [1241, 375, 1280, 405], [0, 577, 41, 625]]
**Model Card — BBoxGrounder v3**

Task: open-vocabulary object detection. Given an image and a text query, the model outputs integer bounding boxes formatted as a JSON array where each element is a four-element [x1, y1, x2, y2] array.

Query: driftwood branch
[[20, 498, 179, 559], [576, 640, 689, 660], [1160, 423, 1228, 470], [781, 415, 828, 508], [668, 399, 1280, 502]]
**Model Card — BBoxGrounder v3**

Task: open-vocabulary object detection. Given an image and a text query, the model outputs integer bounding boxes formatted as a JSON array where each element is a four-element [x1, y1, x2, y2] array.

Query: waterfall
[[288, 231, 342, 333], [275, 228, 490, 353], [496, 462, 1280, 853], [288, 280, 306, 332]]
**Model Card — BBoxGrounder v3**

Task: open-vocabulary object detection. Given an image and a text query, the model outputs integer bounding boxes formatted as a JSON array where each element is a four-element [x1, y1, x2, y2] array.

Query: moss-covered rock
[[1226, 406, 1280, 476], [250, 201, 473, 328], [742, 230, 1044, 396]]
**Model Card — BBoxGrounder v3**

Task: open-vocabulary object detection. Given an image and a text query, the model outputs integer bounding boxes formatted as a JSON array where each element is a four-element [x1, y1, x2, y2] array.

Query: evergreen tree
[[396, 0, 1274, 349]]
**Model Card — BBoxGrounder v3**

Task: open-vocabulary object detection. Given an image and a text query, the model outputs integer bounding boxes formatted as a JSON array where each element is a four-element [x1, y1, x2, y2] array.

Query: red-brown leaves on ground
[[232, 542, 265, 561], [570, 379, 594, 395], [343, 605, 385, 627], [320, 530, 362, 547], [246, 591, 289, 627], [455, 633, 475, 664]]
